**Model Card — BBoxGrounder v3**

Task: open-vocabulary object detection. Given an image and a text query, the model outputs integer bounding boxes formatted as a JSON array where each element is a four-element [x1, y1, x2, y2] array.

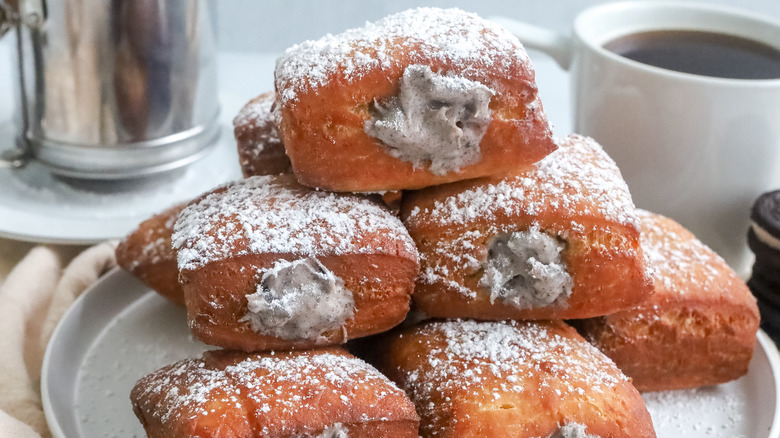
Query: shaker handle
[[0, 1, 24, 168], [490, 16, 573, 70], [0, 0, 33, 169], [0, 2, 15, 38]]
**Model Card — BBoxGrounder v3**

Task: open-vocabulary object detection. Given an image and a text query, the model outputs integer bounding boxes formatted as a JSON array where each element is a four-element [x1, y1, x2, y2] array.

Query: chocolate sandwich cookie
[[751, 190, 780, 245], [747, 190, 780, 342]]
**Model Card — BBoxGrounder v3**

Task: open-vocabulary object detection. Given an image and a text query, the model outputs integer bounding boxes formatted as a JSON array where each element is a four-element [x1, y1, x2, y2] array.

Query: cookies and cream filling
[[244, 258, 355, 340], [365, 64, 494, 175], [296, 423, 349, 438], [546, 423, 599, 438], [479, 226, 572, 308]]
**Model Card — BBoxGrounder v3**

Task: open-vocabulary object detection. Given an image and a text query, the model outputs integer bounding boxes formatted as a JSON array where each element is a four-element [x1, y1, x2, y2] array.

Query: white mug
[[493, 2, 780, 275]]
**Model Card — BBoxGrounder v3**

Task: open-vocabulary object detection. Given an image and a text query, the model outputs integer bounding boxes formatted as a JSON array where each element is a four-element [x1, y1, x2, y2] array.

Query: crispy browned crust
[[115, 203, 186, 306], [400, 136, 652, 320], [577, 212, 761, 392], [276, 33, 555, 191], [373, 320, 656, 438], [233, 91, 293, 177], [131, 348, 419, 437]]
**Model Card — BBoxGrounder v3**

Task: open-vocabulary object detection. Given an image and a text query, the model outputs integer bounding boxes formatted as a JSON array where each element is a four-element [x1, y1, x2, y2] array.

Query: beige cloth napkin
[[0, 239, 117, 438]]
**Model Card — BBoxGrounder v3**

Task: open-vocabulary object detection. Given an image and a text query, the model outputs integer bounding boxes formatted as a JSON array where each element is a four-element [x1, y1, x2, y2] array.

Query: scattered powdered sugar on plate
[[643, 387, 748, 437], [172, 175, 417, 271], [274, 7, 533, 105]]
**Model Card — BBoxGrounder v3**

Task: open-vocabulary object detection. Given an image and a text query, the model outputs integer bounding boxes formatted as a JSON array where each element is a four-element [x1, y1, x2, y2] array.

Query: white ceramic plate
[[41, 267, 780, 438]]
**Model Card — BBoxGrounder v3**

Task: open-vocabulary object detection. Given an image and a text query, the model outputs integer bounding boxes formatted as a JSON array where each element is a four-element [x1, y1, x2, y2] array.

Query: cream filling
[[243, 258, 355, 340], [479, 227, 572, 308], [365, 64, 494, 175], [295, 423, 349, 438], [546, 423, 598, 438]]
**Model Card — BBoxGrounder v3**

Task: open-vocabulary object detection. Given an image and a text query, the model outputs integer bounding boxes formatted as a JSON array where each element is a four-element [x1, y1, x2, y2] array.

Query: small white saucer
[[0, 99, 244, 245], [0, 130, 241, 244], [0, 51, 278, 245]]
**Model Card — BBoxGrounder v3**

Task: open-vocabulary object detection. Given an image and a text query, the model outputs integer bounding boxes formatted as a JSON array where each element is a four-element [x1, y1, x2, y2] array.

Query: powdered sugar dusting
[[123, 204, 183, 271], [396, 320, 626, 437], [133, 351, 408, 436], [643, 387, 747, 437], [172, 176, 417, 271], [638, 209, 734, 295], [233, 92, 283, 158], [405, 134, 639, 231], [130, 237, 168, 270], [132, 359, 241, 426], [275, 7, 532, 105]]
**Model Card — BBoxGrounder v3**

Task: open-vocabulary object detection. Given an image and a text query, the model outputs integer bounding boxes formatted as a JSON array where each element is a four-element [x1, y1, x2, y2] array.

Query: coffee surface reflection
[[604, 30, 780, 79]]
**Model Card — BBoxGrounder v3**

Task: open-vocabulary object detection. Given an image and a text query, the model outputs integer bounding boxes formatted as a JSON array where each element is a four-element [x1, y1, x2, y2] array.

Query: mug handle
[[490, 16, 573, 70]]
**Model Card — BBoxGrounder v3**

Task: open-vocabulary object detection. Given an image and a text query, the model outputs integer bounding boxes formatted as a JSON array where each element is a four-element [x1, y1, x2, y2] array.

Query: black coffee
[[604, 30, 780, 79]]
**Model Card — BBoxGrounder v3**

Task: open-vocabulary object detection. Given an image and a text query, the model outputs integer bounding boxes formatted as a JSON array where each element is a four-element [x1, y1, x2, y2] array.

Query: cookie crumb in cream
[[545, 423, 599, 438], [479, 226, 572, 308], [297, 423, 349, 438], [243, 258, 355, 340], [365, 65, 493, 175]]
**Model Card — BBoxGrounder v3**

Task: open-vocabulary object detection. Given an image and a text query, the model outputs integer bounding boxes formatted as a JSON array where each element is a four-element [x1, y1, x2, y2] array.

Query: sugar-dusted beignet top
[[117, 203, 183, 273], [131, 348, 419, 437], [378, 320, 655, 438], [276, 7, 535, 108], [172, 174, 418, 272], [402, 134, 639, 233], [116, 202, 187, 306], [629, 210, 758, 319]]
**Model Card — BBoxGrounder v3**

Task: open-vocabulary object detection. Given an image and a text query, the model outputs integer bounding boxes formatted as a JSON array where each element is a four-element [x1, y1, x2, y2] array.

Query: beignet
[[116, 203, 187, 306], [131, 347, 419, 437], [577, 210, 760, 392], [172, 174, 419, 351], [373, 319, 656, 438], [401, 134, 652, 320], [233, 91, 293, 177], [274, 7, 556, 192]]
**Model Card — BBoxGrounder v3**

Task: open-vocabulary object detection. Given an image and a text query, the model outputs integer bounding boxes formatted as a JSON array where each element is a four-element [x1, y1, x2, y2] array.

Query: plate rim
[[40, 267, 780, 438], [41, 267, 143, 438], [758, 329, 780, 437]]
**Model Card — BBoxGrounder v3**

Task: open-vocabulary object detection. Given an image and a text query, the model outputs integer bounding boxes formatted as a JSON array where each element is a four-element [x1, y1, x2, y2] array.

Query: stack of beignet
[[116, 6, 760, 438]]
